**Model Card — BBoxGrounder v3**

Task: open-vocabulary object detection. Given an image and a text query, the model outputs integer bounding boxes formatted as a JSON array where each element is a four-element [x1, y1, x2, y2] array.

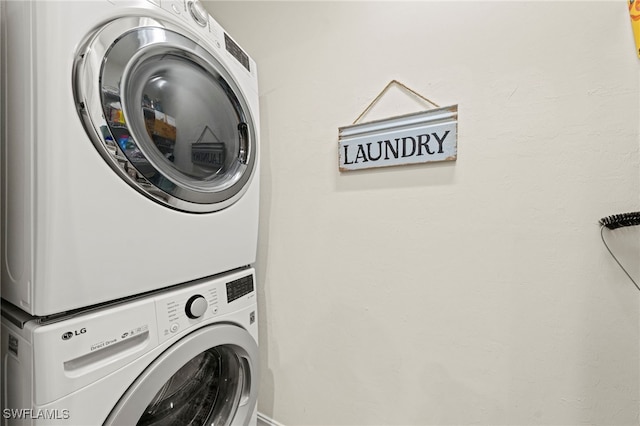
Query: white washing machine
[[1, 0, 260, 316], [1, 267, 259, 426]]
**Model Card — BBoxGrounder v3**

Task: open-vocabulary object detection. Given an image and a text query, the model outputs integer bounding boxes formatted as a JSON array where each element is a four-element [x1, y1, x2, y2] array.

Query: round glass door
[[75, 18, 257, 213], [139, 346, 246, 426], [105, 324, 258, 426]]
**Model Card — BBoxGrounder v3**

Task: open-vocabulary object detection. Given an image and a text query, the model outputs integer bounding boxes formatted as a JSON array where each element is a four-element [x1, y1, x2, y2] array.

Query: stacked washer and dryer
[[1, 1, 260, 425]]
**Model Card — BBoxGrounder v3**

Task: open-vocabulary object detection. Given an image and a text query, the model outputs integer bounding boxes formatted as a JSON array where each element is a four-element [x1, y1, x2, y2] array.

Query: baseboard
[[257, 412, 285, 426]]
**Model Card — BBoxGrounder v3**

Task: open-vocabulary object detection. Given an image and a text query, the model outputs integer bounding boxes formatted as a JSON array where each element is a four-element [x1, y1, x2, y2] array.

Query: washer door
[[74, 18, 257, 213], [105, 324, 258, 426]]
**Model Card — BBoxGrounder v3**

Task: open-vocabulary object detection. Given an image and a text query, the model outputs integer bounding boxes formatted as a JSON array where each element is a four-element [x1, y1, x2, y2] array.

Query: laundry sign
[[338, 105, 458, 172]]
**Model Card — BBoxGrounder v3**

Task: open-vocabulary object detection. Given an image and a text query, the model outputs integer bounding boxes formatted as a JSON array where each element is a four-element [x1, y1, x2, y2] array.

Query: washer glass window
[[103, 323, 258, 426], [138, 346, 245, 426]]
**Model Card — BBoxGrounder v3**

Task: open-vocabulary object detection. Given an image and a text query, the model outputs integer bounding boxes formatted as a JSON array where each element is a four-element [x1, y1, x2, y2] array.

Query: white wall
[[207, 1, 640, 425]]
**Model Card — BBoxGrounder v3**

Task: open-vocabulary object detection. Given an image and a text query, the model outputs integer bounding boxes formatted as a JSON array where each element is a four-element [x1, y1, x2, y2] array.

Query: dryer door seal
[[74, 18, 257, 213], [104, 324, 258, 426]]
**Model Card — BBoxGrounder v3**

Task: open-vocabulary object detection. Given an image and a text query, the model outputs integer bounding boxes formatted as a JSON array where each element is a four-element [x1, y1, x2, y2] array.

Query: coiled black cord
[[599, 212, 640, 292], [599, 211, 640, 230]]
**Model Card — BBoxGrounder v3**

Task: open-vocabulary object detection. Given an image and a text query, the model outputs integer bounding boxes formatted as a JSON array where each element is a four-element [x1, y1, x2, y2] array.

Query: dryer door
[[74, 18, 257, 213], [105, 324, 258, 426]]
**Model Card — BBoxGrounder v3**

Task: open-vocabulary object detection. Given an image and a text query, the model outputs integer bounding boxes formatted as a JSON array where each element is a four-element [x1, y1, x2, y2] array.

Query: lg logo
[[61, 328, 87, 340]]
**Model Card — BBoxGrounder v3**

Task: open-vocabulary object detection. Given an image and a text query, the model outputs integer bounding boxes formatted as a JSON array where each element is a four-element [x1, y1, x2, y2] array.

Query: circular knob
[[188, 1, 208, 27], [185, 295, 208, 319]]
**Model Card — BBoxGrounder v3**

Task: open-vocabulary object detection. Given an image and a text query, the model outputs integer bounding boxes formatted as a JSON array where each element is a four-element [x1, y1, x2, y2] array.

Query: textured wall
[[207, 2, 640, 424]]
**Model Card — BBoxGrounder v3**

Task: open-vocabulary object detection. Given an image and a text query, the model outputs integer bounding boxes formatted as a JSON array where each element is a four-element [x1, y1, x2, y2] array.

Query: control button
[[212, 306, 219, 315], [170, 323, 179, 333], [188, 0, 208, 27], [185, 295, 208, 319]]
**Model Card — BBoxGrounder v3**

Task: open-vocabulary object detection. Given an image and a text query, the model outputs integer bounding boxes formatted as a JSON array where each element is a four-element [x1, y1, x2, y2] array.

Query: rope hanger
[[353, 80, 441, 125]]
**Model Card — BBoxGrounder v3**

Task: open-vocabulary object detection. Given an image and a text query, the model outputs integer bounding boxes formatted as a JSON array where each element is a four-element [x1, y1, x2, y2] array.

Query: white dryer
[[1, 0, 260, 316], [1, 267, 259, 426]]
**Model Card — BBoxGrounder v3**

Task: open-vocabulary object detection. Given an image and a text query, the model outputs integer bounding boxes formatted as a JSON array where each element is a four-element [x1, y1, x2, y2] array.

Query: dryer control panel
[[151, 0, 255, 76], [155, 269, 256, 344]]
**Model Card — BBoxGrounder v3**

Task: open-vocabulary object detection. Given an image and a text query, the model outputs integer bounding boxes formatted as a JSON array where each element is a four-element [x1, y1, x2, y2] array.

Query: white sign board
[[338, 105, 458, 171]]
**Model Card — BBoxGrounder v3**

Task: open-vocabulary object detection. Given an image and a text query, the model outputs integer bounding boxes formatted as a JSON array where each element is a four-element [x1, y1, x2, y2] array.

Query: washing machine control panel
[[155, 270, 256, 344]]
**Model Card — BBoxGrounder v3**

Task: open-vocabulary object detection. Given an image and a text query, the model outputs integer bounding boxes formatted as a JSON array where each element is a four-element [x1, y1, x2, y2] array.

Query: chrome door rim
[[73, 17, 257, 213]]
